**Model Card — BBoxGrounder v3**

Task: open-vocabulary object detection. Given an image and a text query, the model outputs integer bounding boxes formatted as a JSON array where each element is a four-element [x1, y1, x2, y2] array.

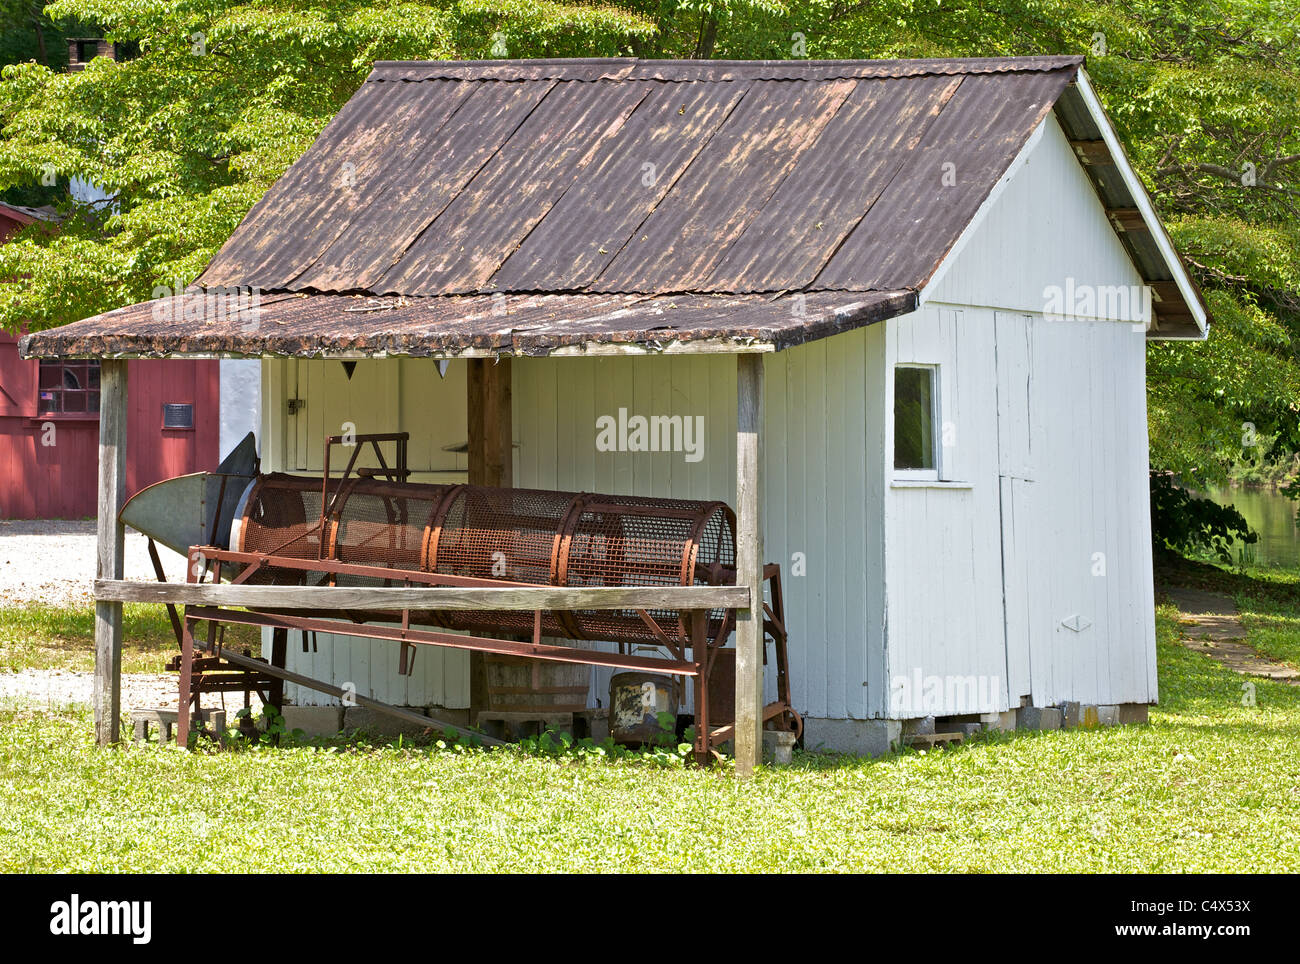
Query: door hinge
[[286, 398, 305, 415]]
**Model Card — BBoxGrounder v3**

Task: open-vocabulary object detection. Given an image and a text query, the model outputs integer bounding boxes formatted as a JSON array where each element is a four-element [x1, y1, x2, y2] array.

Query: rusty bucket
[[609, 671, 679, 745]]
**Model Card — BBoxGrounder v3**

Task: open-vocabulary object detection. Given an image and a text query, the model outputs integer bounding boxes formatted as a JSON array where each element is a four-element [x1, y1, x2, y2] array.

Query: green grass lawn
[[0, 603, 259, 674], [1, 598, 1298, 872]]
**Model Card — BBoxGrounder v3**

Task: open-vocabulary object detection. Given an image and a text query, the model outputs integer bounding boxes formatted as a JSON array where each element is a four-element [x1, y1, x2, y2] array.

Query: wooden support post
[[735, 353, 764, 776], [468, 357, 512, 487], [467, 357, 513, 722], [467, 360, 486, 486], [94, 359, 127, 746], [483, 357, 512, 488]]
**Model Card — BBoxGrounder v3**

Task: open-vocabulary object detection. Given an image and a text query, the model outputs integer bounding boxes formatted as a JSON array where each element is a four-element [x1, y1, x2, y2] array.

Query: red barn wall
[[0, 332, 220, 519]]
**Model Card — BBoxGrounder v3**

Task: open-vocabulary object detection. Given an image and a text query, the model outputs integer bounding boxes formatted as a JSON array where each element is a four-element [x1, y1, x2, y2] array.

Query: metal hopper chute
[[119, 431, 259, 555]]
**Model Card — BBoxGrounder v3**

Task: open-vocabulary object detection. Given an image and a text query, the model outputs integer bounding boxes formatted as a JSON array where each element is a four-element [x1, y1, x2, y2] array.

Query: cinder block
[[424, 707, 471, 731], [1095, 704, 1121, 726], [574, 708, 610, 742], [981, 710, 1017, 732], [343, 706, 439, 740], [1118, 703, 1150, 725], [802, 717, 902, 757], [1061, 702, 1100, 729], [281, 705, 343, 738], [902, 715, 936, 736], [762, 730, 798, 766], [1017, 706, 1062, 731]]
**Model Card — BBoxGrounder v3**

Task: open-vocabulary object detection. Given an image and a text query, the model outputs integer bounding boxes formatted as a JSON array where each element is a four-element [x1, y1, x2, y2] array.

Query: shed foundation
[[803, 717, 902, 756]]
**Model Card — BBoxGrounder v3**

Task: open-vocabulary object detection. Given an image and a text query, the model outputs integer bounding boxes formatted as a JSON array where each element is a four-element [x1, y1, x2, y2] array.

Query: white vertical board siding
[[258, 358, 471, 708], [880, 305, 1155, 716], [513, 332, 887, 721], [1016, 316, 1157, 706], [896, 102, 1156, 714], [881, 307, 1009, 717], [927, 113, 1144, 317]]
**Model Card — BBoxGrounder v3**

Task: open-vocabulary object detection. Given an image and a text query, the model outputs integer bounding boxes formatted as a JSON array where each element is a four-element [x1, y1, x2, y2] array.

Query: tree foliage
[[0, 0, 1297, 484], [1149, 470, 1256, 563]]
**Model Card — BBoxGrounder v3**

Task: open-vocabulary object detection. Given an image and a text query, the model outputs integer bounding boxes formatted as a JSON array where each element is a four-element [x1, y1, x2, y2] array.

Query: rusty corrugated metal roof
[[197, 56, 1081, 299], [21, 54, 1203, 357], [22, 290, 916, 358]]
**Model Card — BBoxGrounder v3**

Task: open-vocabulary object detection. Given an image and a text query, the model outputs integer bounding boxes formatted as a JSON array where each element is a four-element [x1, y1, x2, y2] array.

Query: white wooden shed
[[24, 55, 1208, 757]]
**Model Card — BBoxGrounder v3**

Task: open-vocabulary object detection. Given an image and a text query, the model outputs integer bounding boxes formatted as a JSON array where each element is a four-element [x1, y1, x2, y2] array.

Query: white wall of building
[[219, 359, 262, 459]]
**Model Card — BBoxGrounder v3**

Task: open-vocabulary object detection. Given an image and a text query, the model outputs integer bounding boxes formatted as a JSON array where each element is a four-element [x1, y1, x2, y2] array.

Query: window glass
[[37, 359, 101, 415], [894, 366, 936, 471]]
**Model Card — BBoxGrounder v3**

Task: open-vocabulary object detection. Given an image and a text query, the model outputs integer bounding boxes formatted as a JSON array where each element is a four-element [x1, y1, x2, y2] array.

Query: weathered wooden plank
[[94, 580, 750, 611], [734, 353, 764, 776], [467, 359, 486, 485], [483, 358, 512, 488], [94, 359, 127, 746]]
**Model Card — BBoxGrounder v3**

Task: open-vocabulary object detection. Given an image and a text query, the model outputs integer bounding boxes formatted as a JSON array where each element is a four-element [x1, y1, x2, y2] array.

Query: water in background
[[1205, 485, 1300, 568]]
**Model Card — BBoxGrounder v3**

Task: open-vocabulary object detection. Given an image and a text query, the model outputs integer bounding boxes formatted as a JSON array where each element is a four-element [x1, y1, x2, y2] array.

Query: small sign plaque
[[162, 402, 194, 429]]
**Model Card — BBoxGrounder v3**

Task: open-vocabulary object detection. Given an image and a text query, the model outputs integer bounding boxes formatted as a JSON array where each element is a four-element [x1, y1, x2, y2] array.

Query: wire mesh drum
[[561, 494, 735, 644], [234, 474, 455, 587], [233, 475, 737, 646], [429, 485, 576, 636]]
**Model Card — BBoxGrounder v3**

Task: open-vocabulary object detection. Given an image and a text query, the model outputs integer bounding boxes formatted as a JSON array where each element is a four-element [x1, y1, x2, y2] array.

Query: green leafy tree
[[0, 0, 659, 328], [2, 0, 1298, 492]]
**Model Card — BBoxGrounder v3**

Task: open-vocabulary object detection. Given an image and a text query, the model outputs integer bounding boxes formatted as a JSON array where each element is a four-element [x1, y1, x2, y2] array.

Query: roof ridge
[[366, 55, 1085, 84]]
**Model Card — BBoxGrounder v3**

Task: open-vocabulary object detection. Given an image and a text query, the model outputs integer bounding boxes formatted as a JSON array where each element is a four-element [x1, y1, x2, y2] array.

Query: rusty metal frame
[[166, 442, 797, 760], [171, 548, 798, 762]]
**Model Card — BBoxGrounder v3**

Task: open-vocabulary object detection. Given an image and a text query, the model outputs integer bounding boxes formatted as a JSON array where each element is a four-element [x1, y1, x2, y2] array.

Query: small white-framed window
[[894, 364, 939, 480]]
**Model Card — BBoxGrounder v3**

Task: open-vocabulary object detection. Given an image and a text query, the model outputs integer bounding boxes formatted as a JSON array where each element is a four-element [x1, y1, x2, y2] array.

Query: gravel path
[[1, 523, 262, 717], [0, 519, 187, 608], [0, 668, 262, 715]]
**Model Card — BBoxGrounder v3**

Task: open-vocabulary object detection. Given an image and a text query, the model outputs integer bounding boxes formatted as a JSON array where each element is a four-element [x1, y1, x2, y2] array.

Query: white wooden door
[[994, 312, 1035, 704]]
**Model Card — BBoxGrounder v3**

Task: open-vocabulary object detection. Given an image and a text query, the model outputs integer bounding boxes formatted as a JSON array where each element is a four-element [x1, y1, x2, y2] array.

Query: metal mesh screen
[[237, 475, 327, 584], [236, 476, 736, 646], [431, 486, 574, 635], [564, 496, 735, 643]]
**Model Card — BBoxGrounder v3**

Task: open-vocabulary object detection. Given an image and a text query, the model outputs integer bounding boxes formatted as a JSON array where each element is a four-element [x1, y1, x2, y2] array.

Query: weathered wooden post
[[483, 357, 512, 488], [94, 359, 127, 745], [467, 357, 512, 488], [735, 353, 764, 776], [467, 356, 513, 721]]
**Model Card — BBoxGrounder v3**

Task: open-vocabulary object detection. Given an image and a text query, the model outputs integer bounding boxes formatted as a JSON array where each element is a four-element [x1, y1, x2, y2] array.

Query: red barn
[[0, 201, 221, 519]]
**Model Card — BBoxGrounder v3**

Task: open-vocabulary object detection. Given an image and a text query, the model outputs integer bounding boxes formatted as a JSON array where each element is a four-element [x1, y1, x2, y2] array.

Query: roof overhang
[[19, 289, 917, 360], [920, 68, 1208, 339], [1056, 69, 1208, 339]]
